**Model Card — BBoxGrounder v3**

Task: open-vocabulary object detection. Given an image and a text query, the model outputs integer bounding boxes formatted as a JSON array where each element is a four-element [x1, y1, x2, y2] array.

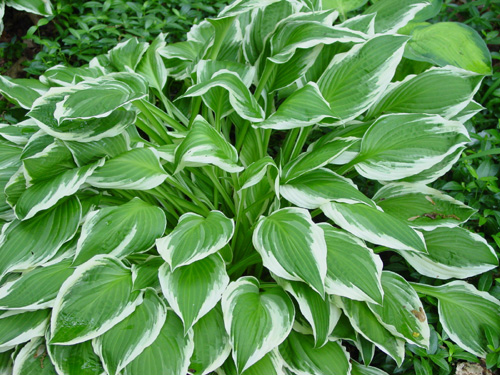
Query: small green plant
[[0, 0, 498, 374]]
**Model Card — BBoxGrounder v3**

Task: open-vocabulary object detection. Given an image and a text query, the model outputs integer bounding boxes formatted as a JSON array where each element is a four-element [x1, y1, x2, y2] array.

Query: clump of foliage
[[0, 0, 499, 374]]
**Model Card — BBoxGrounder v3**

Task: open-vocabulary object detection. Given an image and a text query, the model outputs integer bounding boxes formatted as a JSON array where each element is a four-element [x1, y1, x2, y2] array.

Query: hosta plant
[[0, 0, 499, 374]]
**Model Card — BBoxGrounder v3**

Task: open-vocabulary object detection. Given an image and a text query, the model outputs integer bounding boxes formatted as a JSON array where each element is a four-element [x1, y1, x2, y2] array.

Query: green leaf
[[363, 0, 430, 33], [281, 168, 374, 209], [405, 22, 492, 74], [93, 288, 167, 375], [279, 330, 351, 375], [322, 202, 426, 252], [0, 310, 50, 351], [354, 113, 470, 181], [323, 0, 368, 14], [335, 296, 405, 366], [397, 227, 498, 279], [0, 197, 81, 277], [50, 255, 139, 345], [0, 76, 47, 109], [320, 224, 384, 305], [0, 140, 22, 170], [14, 159, 103, 221], [12, 337, 57, 375], [74, 198, 166, 265], [175, 115, 243, 173], [87, 148, 167, 190], [123, 310, 194, 375], [373, 182, 476, 229], [47, 341, 104, 375], [131, 256, 163, 291], [221, 277, 294, 372], [367, 67, 483, 119], [254, 83, 335, 130], [318, 34, 408, 121], [0, 349, 13, 375], [367, 271, 429, 348], [190, 305, 231, 375], [218, 351, 285, 375], [253, 208, 327, 295], [412, 281, 500, 357], [159, 254, 229, 332], [219, 0, 281, 17], [109, 38, 149, 72], [0, 260, 74, 310], [157, 210, 234, 270]]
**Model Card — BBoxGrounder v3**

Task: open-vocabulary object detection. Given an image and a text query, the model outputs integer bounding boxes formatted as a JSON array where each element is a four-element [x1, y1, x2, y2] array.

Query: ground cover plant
[[0, 0, 499, 374]]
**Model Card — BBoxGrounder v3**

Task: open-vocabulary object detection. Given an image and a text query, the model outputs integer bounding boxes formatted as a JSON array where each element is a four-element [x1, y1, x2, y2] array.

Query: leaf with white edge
[[48, 341, 104, 375], [338, 13, 376, 34], [12, 337, 57, 375], [159, 254, 229, 332], [0, 166, 18, 220], [254, 83, 335, 130], [335, 296, 405, 366], [40, 64, 103, 86], [136, 34, 168, 91], [323, 0, 368, 14], [253, 207, 327, 295], [451, 100, 484, 123], [180, 71, 264, 122], [190, 305, 231, 375], [322, 202, 426, 253], [175, 115, 243, 173], [351, 361, 390, 375], [74, 198, 166, 265], [367, 271, 429, 348], [123, 310, 194, 375], [318, 34, 408, 121], [131, 256, 163, 291], [0, 259, 74, 310], [219, 0, 281, 17], [282, 137, 360, 182], [93, 288, 167, 375], [14, 158, 103, 220], [6, 0, 53, 16], [281, 168, 374, 210], [52, 73, 147, 123], [320, 224, 383, 305], [50, 255, 139, 345], [373, 182, 476, 229], [279, 330, 351, 375], [237, 156, 276, 191], [157, 210, 234, 270], [405, 22, 492, 74], [0, 349, 13, 375], [0, 310, 50, 351], [0, 76, 47, 109], [367, 67, 483, 119], [363, 0, 429, 33], [277, 278, 336, 347], [0, 197, 81, 278], [412, 281, 500, 357], [64, 132, 130, 166], [218, 351, 285, 375], [109, 38, 149, 72], [87, 148, 167, 190], [354, 113, 470, 181], [222, 277, 294, 373], [396, 226, 498, 279]]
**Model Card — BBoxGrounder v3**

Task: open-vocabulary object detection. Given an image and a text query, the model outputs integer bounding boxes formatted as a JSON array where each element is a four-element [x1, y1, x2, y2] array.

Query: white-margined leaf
[[156, 210, 234, 270], [40, 64, 103, 87], [451, 100, 484, 123], [48, 341, 104, 375], [218, 351, 285, 375], [0, 76, 48, 109], [367, 67, 483, 119], [334, 296, 405, 366], [338, 13, 376, 34], [397, 226, 498, 279], [279, 330, 351, 375], [320, 224, 384, 305], [321, 202, 427, 252], [74, 198, 166, 265], [219, 0, 281, 17], [87, 148, 167, 190], [237, 156, 276, 191], [50, 255, 139, 345], [281, 168, 374, 209], [93, 288, 167, 375], [136, 34, 168, 91], [5, 0, 53, 16], [174, 115, 243, 173], [253, 207, 327, 295], [159, 254, 229, 332], [190, 305, 231, 375], [221, 277, 294, 373], [323, 0, 369, 14], [354, 113, 470, 181], [373, 182, 476, 229], [109, 38, 149, 72], [123, 309, 194, 375], [363, 0, 429, 33], [351, 361, 390, 375], [0, 310, 50, 352], [15, 159, 103, 221], [367, 271, 429, 348], [254, 83, 336, 130], [131, 256, 163, 291], [412, 281, 500, 357], [12, 337, 57, 375], [0, 259, 74, 310], [317, 34, 408, 121], [0, 197, 81, 277]]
